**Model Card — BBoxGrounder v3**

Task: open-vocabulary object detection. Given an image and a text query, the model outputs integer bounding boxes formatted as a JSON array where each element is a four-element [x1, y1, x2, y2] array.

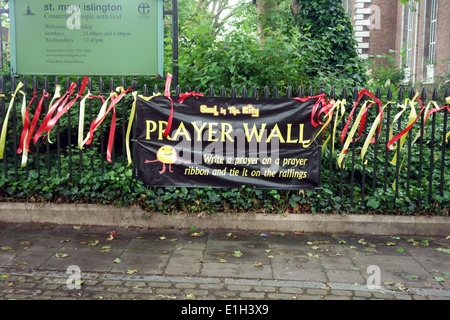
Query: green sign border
[[9, 0, 164, 76]]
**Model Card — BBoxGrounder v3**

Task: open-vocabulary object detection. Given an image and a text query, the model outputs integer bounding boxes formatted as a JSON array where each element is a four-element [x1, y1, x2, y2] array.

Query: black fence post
[[0, 79, 448, 214]]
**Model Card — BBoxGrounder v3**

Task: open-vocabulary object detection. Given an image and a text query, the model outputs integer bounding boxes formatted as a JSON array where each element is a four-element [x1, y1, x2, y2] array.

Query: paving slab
[[0, 221, 449, 301]]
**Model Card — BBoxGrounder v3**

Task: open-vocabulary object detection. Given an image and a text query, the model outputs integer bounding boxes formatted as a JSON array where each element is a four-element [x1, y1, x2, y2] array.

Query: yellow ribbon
[[360, 101, 393, 164], [0, 82, 24, 160], [124, 92, 161, 167], [42, 85, 62, 145], [80, 93, 112, 149], [301, 99, 346, 151], [77, 90, 91, 150], [387, 100, 408, 153], [326, 99, 346, 153], [125, 91, 138, 167], [390, 96, 439, 191], [139, 92, 161, 101], [390, 93, 419, 165], [337, 99, 372, 168]]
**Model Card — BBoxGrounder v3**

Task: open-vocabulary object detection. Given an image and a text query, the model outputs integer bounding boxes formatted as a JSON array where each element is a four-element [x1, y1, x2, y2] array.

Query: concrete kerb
[[0, 202, 448, 237]]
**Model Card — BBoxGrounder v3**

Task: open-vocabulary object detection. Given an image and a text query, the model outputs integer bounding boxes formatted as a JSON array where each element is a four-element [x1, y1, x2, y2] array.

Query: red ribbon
[[318, 100, 335, 142], [33, 83, 76, 143], [386, 98, 450, 151], [178, 92, 205, 104], [341, 89, 382, 144], [17, 89, 37, 154], [85, 88, 132, 163], [294, 94, 328, 128], [26, 91, 49, 151], [42, 77, 89, 142], [106, 88, 132, 163], [162, 74, 173, 138]]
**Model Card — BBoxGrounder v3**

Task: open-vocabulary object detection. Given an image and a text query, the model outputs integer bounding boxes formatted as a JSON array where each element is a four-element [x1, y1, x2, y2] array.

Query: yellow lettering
[[221, 123, 234, 142], [171, 122, 191, 141], [266, 124, 285, 143], [243, 123, 266, 143], [208, 123, 219, 142], [146, 120, 157, 140], [192, 122, 207, 142], [298, 124, 310, 147], [158, 121, 170, 141], [286, 124, 298, 143]]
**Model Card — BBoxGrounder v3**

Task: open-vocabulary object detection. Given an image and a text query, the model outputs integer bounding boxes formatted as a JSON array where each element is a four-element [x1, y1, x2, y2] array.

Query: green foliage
[[176, 0, 367, 91], [1, 128, 448, 216], [0, 0, 447, 217]]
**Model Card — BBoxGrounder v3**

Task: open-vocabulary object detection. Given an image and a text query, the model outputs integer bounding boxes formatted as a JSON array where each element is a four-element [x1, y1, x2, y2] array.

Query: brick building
[[343, 0, 450, 85]]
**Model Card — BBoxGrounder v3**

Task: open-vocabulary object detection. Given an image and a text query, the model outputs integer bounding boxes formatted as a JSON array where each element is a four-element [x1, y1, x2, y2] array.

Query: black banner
[[135, 95, 324, 190]]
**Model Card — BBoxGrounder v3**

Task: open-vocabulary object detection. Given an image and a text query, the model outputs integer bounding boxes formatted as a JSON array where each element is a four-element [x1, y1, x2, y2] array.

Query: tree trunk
[[255, 0, 279, 45]]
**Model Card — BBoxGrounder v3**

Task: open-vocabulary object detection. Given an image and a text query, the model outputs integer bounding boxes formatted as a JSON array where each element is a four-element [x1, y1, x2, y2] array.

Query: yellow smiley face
[[156, 145, 177, 164]]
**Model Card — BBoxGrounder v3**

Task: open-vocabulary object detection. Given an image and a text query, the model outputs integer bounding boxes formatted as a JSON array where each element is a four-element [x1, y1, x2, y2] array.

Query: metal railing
[[1, 75, 449, 212]]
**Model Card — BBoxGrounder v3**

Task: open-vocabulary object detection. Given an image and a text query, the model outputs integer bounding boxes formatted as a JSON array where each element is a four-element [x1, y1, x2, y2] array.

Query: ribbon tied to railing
[[178, 92, 205, 104], [0, 82, 25, 160], [81, 86, 133, 163], [337, 89, 383, 168]]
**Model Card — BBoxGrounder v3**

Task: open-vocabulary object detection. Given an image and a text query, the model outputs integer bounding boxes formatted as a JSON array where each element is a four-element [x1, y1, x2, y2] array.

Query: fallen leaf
[[99, 245, 111, 253], [233, 250, 243, 257], [1, 246, 13, 251], [405, 274, 419, 280], [396, 248, 405, 253], [307, 240, 330, 245], [56, 253, 69, 258], [436, 248, 450, 254], [20, 241, 30, 246], [113, 258, 122, 263], [1, 274, 10, 279], [186, 294, 196, 300], [339, 240, 347, 244], [433, 276, 445, 282], [159, 236, 167, 240], [394, 282, 408, 292], [87, 240, 99, 247], [219, 258, 228, 263], [73, 226, 81, 230], [253, 262, 263, 267], [307, 253, 319, 259], [386, 242, 396, 246], [126, 269, 138, 275]]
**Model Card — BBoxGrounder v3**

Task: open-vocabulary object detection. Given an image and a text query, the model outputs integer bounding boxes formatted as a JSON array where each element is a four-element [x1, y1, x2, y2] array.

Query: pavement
[[0, 221, 449, 303]]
